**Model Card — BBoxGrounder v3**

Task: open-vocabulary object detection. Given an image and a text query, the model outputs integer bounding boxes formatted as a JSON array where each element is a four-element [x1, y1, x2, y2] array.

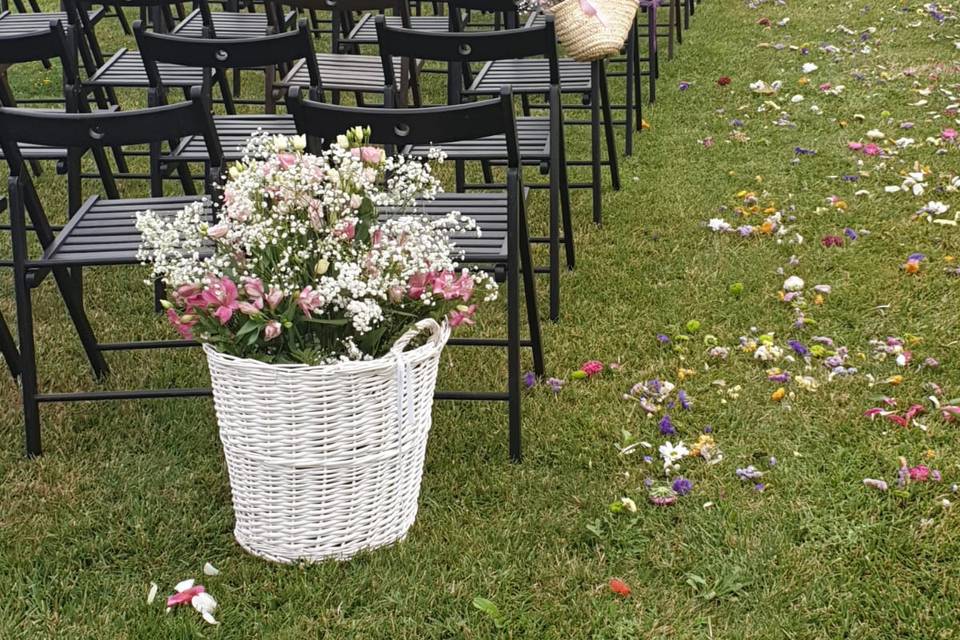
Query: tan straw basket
[[549, 0, 638, 61], [205, 318, 450, 563]]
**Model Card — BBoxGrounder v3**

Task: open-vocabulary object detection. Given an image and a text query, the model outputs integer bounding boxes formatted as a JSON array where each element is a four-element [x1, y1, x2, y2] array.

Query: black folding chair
[[136, 19, 314, 168], [376, 15, 572, 322], [330, 0, 445, 55], [286, 86, 544, 462], [84, 0, 295, 111], [451, 0, 619, 226], [0, 21, 120, 197], [0, 90, 223, 457], [273, 0, 413, 106]]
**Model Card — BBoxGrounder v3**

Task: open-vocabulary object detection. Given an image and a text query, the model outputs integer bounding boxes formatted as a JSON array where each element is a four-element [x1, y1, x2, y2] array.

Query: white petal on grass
[[174, 578, 195, 593], [203, 562, 220, 577], [192, 592, 219, 625], [147, 583, 158, 605]]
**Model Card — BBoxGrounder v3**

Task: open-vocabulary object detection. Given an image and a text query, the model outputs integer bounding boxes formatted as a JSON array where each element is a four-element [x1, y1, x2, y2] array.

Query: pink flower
[[237, 299, 263, 316], [265, 287, 283, 311], [297, 286, 324, 317], [942, 128, 958, 141], [206, 223, 228, 239], [264, 320, 282, 341], [242, 277, 264, 301], [201, 277, 239, 325], [407, 272, 432, 300], [819, 82, 832, 91], [580, 360, 604, 377], [434, 271, 475, 301], [167, 585, 206, 608], [847, 141, 863, 151], [863, 143, 881, 156], [454, 273, 474, 301], [172, 283, 204, 310], [165, 308, 197, 340], [359, 146, 385, 164], [336, 221, 356, 241], [909, 465, 930, 482], [277, 152, 297, 169], [448, 304, 477, 327]]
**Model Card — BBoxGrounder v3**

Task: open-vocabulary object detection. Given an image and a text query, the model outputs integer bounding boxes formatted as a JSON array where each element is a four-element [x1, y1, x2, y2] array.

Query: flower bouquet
[[136, 128, 496, 562]]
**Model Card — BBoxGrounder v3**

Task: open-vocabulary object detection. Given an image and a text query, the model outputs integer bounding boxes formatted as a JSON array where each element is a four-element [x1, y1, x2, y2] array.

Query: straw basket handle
[[390, 318, 445, 355]]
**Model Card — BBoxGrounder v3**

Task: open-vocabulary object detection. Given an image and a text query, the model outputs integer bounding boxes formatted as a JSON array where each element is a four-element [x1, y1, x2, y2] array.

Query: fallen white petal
[[201, 611, 220, 625], [147, 583, 158, 605], [174, 579, 195, 593], [203, 562, 220, 577]]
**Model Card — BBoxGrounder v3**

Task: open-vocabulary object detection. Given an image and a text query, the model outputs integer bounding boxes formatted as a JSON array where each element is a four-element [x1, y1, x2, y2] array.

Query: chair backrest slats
[[135, 20, 314, 72], [0, 91, 222, 163], [375, 14, 559, 90], [285, 86, 520, 166]]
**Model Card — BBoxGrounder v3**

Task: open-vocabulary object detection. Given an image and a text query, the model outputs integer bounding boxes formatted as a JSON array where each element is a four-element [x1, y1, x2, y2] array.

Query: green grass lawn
[[2, 0, 960, 637]]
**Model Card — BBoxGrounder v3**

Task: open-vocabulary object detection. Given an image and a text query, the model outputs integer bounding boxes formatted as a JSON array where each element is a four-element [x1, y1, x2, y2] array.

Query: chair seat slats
[[280, 54, 402, 92], [173, 9, 296, 38], [467, 58, 592, 94], [42, 196, 213, 266], [0, 9, 105, 35], [85, 48, 205, 88], [407, 117, 549, 160], [346, 14, 448, 45], [166, 114, 297, 162]]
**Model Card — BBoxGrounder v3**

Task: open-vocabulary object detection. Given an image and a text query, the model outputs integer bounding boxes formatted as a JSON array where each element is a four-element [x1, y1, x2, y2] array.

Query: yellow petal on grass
[[771, 387, 786, 402]]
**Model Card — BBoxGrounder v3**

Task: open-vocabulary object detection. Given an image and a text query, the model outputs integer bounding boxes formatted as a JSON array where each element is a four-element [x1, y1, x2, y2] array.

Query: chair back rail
[[374, 14, 559, 104], [285, 85, 519, 166], [135, 19, 320, 102], [0, 89, 222, 167]]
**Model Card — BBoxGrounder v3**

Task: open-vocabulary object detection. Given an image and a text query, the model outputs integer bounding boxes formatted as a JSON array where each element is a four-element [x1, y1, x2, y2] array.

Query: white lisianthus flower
[[783, 275, 805, 291]]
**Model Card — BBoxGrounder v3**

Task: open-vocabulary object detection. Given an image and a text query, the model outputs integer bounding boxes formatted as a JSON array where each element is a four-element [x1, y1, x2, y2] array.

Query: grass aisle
[[2, 0, 960, 637]]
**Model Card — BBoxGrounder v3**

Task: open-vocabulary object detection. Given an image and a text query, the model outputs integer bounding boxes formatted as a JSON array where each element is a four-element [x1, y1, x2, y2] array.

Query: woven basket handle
[[391, 318, 445, 354]]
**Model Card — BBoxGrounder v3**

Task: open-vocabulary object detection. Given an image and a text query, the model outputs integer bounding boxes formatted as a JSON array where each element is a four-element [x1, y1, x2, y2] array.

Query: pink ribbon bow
[[578, 0, 608, 26]]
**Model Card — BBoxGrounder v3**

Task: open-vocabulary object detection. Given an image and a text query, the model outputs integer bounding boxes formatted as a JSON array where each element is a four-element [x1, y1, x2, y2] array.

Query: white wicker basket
[[204, 318, 451, 563]]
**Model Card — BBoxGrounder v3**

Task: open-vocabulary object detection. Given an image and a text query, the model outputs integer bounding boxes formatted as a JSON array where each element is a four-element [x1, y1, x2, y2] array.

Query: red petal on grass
[[609, 578, 631, 597]]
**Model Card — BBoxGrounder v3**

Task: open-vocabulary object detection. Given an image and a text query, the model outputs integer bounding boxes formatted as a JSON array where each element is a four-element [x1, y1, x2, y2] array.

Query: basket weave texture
[[550, 0, 638, 61], [205, 319, 450, 563]]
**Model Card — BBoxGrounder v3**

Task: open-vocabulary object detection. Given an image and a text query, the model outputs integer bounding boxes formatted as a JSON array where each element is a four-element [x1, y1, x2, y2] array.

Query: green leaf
[[235, 319, 261, 338], [301, 317, 350, 327], [471, 597, 505, 629]]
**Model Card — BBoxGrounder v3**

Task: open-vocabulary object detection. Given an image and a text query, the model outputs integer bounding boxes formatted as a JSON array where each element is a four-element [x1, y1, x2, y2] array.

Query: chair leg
[[590, 63, 602, 225], [554, 102, 575, 271], [598, 61, 620, 192], [12, 254, 41, 457], [0, 309, 20, 379], [517, 196, 545, 377], [624, 23, 636, 156], [507, 188, 522, 463], [674, 0, 682, 44], [548, 157, 560, 322]]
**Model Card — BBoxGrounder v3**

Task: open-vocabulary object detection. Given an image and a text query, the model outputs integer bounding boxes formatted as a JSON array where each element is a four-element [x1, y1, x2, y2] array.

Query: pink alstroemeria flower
[[863, 143, 881, 156], [297, 286, 324, 317], [201, 277, 240, 325], [942, 128, 958, 141], [454, 273, 474, 302], [264, 320, 282, 341], [407, 272, 433, 300], [242, 277, 265, 301], [432, 271, 459, 300], [165, 309, 197, 340], [448, 304, 477, 328], [265, 287, 283, 311]]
